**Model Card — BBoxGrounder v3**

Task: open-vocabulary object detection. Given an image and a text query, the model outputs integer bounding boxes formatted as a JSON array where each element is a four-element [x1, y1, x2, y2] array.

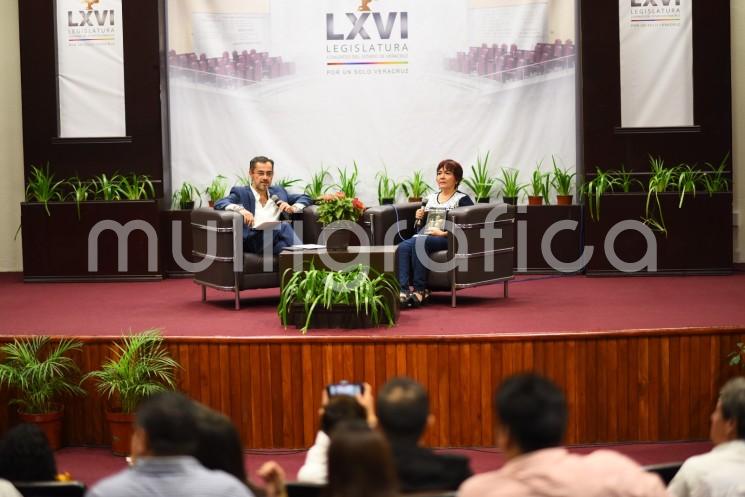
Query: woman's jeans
[[397, 234, 448, 291]]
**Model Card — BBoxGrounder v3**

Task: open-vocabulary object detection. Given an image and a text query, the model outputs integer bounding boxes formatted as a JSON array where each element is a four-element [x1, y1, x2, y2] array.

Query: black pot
[[380, 198, 394, 205], [179, 201, 195, 210], [476, 197, 491, 204], [502, 196, 518, 206]]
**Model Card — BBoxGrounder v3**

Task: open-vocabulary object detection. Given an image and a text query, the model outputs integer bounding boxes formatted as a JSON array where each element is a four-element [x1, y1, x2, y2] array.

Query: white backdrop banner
[[168, 0, 576, 205], [56, 0, 126, 138], [619, 0, 693, 128]]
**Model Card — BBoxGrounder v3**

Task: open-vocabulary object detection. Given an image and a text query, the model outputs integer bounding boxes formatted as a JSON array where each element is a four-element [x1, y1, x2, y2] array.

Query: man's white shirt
[[668, 440, 745, 497]]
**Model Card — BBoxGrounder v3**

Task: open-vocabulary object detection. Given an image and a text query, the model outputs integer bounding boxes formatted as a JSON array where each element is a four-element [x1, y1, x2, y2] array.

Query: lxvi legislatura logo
[[67, 0, 116, 45], [325, 0, 409, 73]]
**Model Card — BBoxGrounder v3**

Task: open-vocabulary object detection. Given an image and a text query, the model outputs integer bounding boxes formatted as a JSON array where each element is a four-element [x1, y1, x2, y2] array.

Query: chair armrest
[[191, 207, 241, 228], [363, 202, 419, 245]]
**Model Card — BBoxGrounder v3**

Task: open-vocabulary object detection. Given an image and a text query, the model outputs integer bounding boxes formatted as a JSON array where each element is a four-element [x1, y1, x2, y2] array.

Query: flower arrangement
[[317, 192, 365, 226]]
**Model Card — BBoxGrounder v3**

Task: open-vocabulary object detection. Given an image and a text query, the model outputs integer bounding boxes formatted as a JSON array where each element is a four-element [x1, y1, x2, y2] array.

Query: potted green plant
[[527, 165, 550, 206], [304, 167, 332, 203], [335, 162, 360, 198], [83, 329, 180, 455], [25, 164, 65, 216], [376, 169, 399, 205], [279, 263, 397, 333], [0, 337, 85, 450], [118, 174, 155, 201], [701, 153, 730, 194], [316, 192, 366, 251], [204, 175, 229, 207], [462, 152, 496, 203], [276, 177, 302, 190], [550, 156, 576, 205], [581, 167, 619, 221], [172, 181, 201, 210], [643, 156, 681, 235], [401, 170, 432, 203], [496, 168, 524, 205], [66, 176, 94, 220], [93, 173, 124, 201], [611, 165, 644, 193]]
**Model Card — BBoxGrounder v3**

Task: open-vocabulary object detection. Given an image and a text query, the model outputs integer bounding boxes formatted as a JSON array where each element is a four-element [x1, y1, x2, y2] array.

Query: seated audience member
[[326, 420, 398, 497], [458, 373, 668, 497], [668, 377, 745, 497], [214, 156, 311, 255], [85, 392, 253, 497], [296, 388, 370, 484], [0, 424, 58, 482], [376, 377, 472, 492]]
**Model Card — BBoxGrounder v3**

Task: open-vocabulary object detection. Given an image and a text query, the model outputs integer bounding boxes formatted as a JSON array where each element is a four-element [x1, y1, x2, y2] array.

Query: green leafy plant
[[235, 172, 251, 187], [335, 162, 360, 198], [204, 175, 229, 205], [729, 342, 745, 370], [550, 156, 576, 196], [119, 173, 155, 201], [644, 156, 681, 235], [701, 153, 730, 195], [611, 165, 644, 193], [376, 168, 399, 204], [528, 164, 551, 203], [304, 167, 332, 200], [462, 152, 496, 200], [93, 173, 124, 201], [66, 176, 94, 219], [676, 164, 704, 208], [25, 164, 65, 216], [401, 170, 432, 200], [172, 181, 201, 209], [83, 329, 180, 414], [496, 168, 525, 199], [581, 167, 619, 221], [278, 263, 397, 333], [316, 192, 365, 226], [276, 177, 302, 190], [0, 336, 85, 414]]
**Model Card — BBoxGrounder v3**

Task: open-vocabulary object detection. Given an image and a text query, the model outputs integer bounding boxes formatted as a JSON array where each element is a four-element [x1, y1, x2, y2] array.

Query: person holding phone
[[397, 160, 474, 308]]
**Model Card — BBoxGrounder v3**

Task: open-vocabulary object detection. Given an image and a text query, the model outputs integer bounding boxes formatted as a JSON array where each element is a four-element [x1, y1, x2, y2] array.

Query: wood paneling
[[0, 329, 742, 449]]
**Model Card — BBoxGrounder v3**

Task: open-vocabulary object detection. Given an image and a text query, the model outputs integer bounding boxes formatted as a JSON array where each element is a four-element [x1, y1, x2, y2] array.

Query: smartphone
[[326, 381, 363, 397]]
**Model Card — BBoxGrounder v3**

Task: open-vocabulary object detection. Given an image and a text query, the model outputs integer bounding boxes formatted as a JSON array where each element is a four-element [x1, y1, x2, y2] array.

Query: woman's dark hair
[[436, 159, 464, 186], [321, 395, 367, 435], [0, 424, 57, 481], [326, 420, 397, 497]]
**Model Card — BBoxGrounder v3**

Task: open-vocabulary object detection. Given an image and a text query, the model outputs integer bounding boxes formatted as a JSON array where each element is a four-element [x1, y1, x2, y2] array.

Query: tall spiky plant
[[83, 329, 180, 414], [0, 336, 85, 414]]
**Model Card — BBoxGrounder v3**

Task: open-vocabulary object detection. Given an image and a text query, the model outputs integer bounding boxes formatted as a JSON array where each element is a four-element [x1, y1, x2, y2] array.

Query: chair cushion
[[243, 252, 280, 273]]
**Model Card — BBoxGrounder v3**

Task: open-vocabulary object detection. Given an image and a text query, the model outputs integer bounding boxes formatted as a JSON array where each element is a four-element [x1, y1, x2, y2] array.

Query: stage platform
[[0, 272, 743, 450]]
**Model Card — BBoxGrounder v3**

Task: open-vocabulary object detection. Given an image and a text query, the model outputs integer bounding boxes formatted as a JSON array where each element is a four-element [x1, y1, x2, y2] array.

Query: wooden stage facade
[[1, 327, 743, 450]]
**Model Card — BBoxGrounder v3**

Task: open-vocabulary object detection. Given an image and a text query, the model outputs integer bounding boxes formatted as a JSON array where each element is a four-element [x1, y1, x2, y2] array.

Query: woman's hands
[[415, 208, 425, 221], [429, 228, 447, 237]]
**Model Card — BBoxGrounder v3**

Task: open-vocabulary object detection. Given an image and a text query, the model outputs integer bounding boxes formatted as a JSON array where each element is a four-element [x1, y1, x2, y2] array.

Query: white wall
[[0, 0, 24, 271], [732, 2, 744, 263]]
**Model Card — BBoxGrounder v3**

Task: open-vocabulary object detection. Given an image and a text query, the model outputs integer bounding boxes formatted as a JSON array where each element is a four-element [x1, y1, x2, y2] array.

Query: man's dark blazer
[[214, 185, 311, 241], [389, 441, 473, 492]]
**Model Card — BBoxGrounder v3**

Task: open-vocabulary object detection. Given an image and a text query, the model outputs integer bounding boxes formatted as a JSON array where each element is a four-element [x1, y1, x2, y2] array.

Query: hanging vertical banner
[[56, 0, 126, 138], [619, 0, 693, 128]]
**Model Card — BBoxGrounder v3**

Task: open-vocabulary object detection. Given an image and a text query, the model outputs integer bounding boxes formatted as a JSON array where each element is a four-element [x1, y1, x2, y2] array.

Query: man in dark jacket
[[376, 377, 472, 492], [214, 156, 311, 254]]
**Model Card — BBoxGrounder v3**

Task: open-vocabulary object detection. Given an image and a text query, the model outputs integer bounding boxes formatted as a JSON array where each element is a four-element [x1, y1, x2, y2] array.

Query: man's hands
[[257, 461, 287, 497], [276, 200, 297, 215], [238, 208, 254, 227]]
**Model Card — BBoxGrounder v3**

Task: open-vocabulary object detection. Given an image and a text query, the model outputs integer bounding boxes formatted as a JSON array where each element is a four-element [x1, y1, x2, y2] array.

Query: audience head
[[711, 376, 745, 444], [132, 391, 198, 458], [321, 395, 367, 436], [376, 377, 430, 444], [193, 404, 247, 483], [494, 373, 567, 456], [326, 420, 397, 497], [436, 159, 464, 188], [0, 423, 57, 481]]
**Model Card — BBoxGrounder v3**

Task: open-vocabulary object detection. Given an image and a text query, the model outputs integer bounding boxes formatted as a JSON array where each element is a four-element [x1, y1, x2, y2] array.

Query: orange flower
[[352, 198, 365, 211], [335, 191, 346, 199]]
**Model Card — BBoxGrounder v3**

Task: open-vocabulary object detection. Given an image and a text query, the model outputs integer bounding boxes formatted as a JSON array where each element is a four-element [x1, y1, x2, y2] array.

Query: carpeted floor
[[1, 273, 744, 338], [56, 441, 713, 487]]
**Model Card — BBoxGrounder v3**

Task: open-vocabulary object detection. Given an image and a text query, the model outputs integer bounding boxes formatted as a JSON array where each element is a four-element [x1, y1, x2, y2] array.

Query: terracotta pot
[[528, 196, 543, 206], [19, 407, 63, 450], [502, 196, 518, 206], [208, 200, 215, 208], [556, 195, 573, 205], [408, 197, 422, 203], [106, 410, 135, 456]]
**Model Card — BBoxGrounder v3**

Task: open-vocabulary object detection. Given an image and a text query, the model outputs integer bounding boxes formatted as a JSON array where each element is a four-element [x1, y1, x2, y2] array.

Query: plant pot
[[556, 195, 573, 205], [380, 198, 394, 205], [179, 201, 195, 210], [502, 196, 518, 206], [19, 408, 63, 450], [408, 197, 422, 203], [289, 303, 378, 329], [528, 196, 543, 206], [476, 197, 491, 204], [208, 200, 215, 208], [105, 410, 135, 456], [320, 222, 355, 251]]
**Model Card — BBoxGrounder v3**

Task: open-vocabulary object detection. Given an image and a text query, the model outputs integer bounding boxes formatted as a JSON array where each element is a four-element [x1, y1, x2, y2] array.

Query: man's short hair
[[249, 156, 274, 172], [321, 395, 367, 435], [495, 373, 567, 453], [376, 377, 429, 442], [719, 376, 745, 439], [136, 391, 198, 456]]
